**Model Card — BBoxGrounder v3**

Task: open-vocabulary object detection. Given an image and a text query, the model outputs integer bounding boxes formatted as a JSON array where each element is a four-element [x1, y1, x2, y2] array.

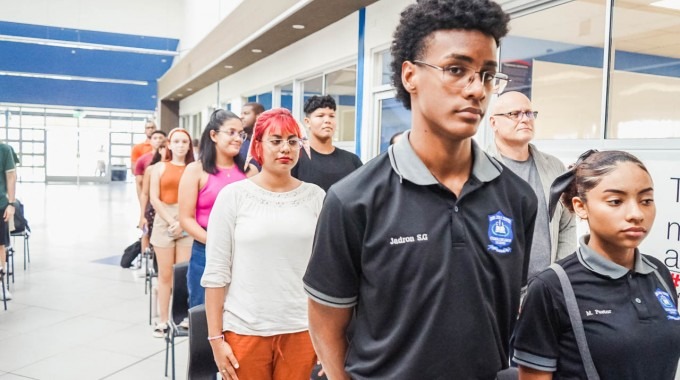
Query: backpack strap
[[549, 263, 600, 380], [653, 268, 674, 297]]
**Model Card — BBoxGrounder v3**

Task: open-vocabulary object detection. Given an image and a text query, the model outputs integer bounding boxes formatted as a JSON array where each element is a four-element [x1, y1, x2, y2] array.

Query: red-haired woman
[[149, 127, 195, 337], [202, 108, 325, 380]]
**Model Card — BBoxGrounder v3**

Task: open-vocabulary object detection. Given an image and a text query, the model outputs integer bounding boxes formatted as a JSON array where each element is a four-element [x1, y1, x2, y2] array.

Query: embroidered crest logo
[[487, 211, 513, 254], [655, 288, 680, 320]]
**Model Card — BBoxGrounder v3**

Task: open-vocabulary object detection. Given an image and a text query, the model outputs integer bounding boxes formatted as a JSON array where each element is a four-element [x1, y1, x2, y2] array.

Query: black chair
[[1, 268, 7, 310], [145, 247, 158, 325], [187, 304, 218, 380], [4, 245, 13, 287], [11, 230, 30, 271], [165, 261, 189, 380], [10, 199, 30, 270]]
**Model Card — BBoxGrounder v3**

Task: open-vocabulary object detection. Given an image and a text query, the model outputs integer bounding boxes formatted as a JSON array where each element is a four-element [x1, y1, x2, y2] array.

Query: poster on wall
[[501, 60, 532, 99]]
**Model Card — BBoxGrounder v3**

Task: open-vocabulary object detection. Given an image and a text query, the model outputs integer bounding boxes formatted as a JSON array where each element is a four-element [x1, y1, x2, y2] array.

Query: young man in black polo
[[303, 1, 538, 379], [292, 95, 362, 191]]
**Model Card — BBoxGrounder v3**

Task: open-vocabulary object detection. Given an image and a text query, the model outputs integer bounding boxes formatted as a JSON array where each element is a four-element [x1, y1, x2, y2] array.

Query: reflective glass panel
[[500, 0, 606, 139]]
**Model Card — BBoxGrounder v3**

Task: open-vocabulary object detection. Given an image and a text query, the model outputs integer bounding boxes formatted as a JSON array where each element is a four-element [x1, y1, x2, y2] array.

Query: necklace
[[220, 165, 235, 178]]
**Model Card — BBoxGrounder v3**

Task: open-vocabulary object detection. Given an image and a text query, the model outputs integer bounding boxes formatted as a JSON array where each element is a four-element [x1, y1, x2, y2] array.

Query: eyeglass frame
[[260, 137, 305, 150], [493, 111, 539, 121], [412, 60, 510, 94], [216, 129, 248, 140]]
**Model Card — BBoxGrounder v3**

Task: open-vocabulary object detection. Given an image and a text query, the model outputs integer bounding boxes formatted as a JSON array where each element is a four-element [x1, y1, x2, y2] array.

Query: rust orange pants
[[224, 330, 317, 380]]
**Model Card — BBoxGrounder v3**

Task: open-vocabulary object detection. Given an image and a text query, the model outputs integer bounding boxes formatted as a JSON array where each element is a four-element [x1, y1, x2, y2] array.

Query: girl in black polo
[[512, 150, 680, 379]]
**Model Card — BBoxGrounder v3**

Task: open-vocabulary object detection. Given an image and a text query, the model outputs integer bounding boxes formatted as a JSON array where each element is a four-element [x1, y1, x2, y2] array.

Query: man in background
[[0, 143, 17, 301], [131, 120, 157, 180], [292, 95, 362, 191], [238, 102, 265, 165], [487, 91, 575, 277]]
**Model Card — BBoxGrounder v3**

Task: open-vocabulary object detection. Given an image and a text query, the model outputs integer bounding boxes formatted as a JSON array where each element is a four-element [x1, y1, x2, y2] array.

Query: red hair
[[249, 108, 302, 165], [164, 128, 195, 164]]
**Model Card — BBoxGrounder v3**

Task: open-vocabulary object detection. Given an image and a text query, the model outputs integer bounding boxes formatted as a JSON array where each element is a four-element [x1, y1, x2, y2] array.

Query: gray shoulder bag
[[549, 263, 601, 380]]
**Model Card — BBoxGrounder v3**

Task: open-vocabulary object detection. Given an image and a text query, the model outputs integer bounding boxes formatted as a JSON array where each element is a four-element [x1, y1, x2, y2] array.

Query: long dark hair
[[200, 109, 248, 175]]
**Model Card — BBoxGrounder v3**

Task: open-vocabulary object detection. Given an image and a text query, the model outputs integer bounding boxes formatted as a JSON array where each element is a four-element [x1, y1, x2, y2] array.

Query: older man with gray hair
[[487, 91, 576, 277]]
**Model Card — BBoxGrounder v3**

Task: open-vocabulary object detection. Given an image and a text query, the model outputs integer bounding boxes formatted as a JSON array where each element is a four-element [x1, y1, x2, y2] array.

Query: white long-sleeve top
[[201, 179, 325, 336]]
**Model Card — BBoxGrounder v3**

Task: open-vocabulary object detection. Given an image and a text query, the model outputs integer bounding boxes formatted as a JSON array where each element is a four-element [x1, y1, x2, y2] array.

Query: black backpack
[[12, 199, 30, 234], [120, 240, 141, 268]]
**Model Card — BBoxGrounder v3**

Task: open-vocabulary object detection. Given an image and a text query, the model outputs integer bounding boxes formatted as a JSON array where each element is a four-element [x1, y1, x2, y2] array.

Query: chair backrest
[[187, 304, 218, 380], [11, 199, 29, 234], [170, 261, 190, 326]]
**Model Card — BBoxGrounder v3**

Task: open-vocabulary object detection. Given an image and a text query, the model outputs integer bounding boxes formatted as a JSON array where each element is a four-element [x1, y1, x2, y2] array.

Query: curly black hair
[[390, 0, 510, 110], [303, 95, 336, 116]]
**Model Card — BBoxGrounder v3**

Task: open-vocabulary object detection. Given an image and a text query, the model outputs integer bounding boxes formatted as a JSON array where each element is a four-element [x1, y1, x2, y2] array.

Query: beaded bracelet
[[207, 334, 224, 341]]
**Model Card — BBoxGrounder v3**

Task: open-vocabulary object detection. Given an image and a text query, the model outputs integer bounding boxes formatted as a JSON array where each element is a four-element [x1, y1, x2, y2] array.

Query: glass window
[[302, 76, 323, 114], [378, 49, 393, 86], [280, 83, 293, 111], [21, 114, 45, 128], [607, 0, 680, 138], [500, 0, 606, 139], [326, 65, 357, 141], [378, 97, 411, 153], [7, 128, 20, 140], [112, 132, 133, 145], [257, 92, 273, 110]]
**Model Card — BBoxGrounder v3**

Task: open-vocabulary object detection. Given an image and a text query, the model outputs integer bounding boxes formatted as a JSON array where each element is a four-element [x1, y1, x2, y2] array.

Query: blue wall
[[0, 21, 179, 110]]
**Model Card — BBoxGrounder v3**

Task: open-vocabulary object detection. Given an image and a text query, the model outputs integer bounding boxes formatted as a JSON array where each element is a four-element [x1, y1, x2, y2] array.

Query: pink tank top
[[195, 166, 247, 228]]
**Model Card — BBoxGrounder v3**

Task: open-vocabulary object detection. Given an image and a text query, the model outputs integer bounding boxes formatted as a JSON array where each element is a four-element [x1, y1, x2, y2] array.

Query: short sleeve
[[1, 145, 16, 172], [134, 156, 146, 176], [352, 154, 363, 169], [201, 185, 238, 288], [512, 274, 562, 372], [303, 189, 363, 308]]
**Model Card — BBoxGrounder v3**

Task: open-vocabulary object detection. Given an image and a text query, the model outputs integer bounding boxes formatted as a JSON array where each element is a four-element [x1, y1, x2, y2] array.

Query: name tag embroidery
[[389, 234, 428, 245]]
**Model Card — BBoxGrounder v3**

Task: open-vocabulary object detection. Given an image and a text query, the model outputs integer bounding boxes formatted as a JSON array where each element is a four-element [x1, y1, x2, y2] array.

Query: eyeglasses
[[494, 111, 538, 121], [217, 129, 247, 140], [263, 137, 303, 150], [413, 60, 509, 94]]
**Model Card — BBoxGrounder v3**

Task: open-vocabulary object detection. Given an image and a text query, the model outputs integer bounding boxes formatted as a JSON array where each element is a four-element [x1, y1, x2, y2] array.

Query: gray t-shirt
[[502, 155, 551, 278]]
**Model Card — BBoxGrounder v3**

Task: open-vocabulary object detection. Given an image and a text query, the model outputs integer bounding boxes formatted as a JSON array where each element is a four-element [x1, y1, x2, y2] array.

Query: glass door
[[45, 113, 110, 183]]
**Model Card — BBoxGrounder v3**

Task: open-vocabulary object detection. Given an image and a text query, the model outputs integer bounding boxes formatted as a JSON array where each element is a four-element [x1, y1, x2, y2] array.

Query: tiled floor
[[0, 182, 187, 380]]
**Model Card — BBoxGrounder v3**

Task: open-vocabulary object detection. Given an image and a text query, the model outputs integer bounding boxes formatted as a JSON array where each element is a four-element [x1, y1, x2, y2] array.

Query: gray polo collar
[[388, 130, 501, 185], [576, 235, 655, 279]]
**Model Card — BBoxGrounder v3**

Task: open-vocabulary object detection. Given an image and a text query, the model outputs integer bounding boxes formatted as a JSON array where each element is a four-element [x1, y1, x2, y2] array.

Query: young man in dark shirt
[[303, 1, 537, 379], [291, 95, 362, 191]]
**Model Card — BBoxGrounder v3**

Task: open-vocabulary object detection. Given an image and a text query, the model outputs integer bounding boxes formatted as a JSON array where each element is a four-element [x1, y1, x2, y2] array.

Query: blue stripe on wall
[[0, 76, 157, 110], [0, 41, 174, 80], [0, 21, 179, 51], [354, 8, 366, 156]]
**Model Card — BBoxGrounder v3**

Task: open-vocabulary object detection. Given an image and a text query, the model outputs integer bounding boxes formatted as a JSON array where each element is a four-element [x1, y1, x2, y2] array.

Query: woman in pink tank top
[[179, 109, 257, 309]]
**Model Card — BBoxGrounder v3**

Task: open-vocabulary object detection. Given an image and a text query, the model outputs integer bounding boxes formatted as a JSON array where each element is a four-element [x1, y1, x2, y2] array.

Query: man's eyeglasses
[[263, 137, 303, 150], [413, 60, 509, 94], [217, 129, 248, 140], [494, 111, 538, 121]]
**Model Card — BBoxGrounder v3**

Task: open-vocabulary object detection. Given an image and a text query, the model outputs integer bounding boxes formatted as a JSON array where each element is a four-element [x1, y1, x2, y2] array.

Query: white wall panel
[[0, 0, 183, 38], [179, 0, 243, 56]]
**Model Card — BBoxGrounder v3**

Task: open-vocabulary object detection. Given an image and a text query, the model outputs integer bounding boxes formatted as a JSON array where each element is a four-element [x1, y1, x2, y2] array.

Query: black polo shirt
[[513, 235, 680, 379], [291, 146, 363, 191], [303, 132, 537, 380]]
